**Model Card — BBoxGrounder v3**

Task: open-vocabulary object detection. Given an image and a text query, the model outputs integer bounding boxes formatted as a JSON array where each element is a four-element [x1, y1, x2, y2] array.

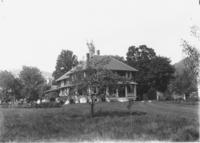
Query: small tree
[[73, 57, 128, 117]]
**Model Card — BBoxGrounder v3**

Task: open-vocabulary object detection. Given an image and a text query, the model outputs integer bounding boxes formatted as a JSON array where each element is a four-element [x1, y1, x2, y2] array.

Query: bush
[[45, 92, 59, 102], [69, 98, 75, 104], [31, 102, 62, 108], [147, 88, 156, 100], [142, 93, 148, 101]]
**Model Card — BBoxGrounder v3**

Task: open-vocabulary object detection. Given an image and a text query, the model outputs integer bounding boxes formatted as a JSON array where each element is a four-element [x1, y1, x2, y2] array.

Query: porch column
[[125, 85, 128, 97], [126, 72, 128, 78], [96, 87, 99, 94], [116, 88, 119, 97], [134, 85, 137, 98], [88, 87, 92, 96], [106, 87, 109, 96]]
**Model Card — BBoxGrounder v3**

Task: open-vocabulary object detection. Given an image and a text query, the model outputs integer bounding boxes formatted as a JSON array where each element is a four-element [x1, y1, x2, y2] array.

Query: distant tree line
[[1, 37, 199, 104], [0, 66, 51, 103]]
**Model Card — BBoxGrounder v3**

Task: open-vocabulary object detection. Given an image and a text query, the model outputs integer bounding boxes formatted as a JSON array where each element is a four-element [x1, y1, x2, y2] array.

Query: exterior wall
[[57, 70, 137, 101]]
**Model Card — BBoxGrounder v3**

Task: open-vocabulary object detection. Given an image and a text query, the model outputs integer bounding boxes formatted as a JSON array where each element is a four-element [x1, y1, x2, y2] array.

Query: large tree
[[126, 45, 156, 64], [126, 45, 156, 99], [19, 66, 46, 103], [148, 56, 175, 93], [53, 50, 78, 80], [126, 45, 174, 100], [0, 71, 22, 102]]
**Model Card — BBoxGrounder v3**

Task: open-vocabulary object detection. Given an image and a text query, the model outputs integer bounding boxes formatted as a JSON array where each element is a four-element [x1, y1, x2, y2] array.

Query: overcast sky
[[0, 0, 200, 73]]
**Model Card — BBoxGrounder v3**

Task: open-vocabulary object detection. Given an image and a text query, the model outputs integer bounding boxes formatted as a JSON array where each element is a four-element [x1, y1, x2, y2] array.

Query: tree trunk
[[90, 94, 95, 117]]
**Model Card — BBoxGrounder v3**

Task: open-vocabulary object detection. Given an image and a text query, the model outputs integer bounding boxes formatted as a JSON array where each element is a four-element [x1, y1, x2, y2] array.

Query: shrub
[[69, 98, 75, 104], [142, 93, 148, 101], [45, 92, 59, 102], [31, 102, 62, 108]]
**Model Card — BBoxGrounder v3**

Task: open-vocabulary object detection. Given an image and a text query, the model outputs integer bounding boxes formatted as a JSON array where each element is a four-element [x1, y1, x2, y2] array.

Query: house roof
[[56, 73, 70, 82], [56, 55, 138, 82], [56, 62, 87, 82], [93, 56, 138, 72]]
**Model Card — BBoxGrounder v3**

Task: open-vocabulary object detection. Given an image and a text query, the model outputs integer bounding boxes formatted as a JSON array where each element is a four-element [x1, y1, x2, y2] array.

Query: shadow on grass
[[94, 110, 147, 117], [69, 110, 147, 118]]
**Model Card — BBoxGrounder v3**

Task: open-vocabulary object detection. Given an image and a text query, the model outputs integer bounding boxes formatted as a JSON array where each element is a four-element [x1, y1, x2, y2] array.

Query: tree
[[73, 57, 128, 117], [126, 45, 156, 99], [53, 50, 78, 80], [111, 55, 125, 63], [169, 69, 196, 98], [148, 56, 175, 93], [19, 66, 46, 103], [126, 45, 174, 100], [168, 26, 200, 98], [127, 45, 156, 64], [182, 40, 200, 89], [0, 71, 22, 102]]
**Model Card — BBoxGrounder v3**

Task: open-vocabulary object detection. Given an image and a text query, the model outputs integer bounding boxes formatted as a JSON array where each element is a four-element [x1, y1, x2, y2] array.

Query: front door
[[118, 85, 125, 97]]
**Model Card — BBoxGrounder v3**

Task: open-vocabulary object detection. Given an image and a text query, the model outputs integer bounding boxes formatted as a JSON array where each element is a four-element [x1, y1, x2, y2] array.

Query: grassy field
[[0, 101, 199, 142]]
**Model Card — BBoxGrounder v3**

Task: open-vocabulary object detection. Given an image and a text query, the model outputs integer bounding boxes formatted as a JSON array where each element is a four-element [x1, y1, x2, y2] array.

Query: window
[[117, 71, 125, 77]]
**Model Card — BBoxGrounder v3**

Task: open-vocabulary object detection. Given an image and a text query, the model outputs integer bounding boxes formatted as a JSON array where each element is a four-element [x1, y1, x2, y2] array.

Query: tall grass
[[0, 102, 199, 142]]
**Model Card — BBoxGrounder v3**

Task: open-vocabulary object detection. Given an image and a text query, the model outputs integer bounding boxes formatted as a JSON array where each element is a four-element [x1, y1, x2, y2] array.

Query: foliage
[[191, 25, 200, 41], [111, 55, 125, 63], [31, 102, 62, 108], [0, 71, 22, 102], [148, 56, 175, 93], [53, 50, 78, 80], [169, 69, 196, 96], [126, 45, 156, 63], [182, 40, 200, 87], [169, 28, 200, 97], [44, 91, 59, 102], [19, 66, 46, 103], [126, 45, 174, 99], [73, 56, 129, 116], [87, 41, 96, 57], [126, 45, 155, 99]]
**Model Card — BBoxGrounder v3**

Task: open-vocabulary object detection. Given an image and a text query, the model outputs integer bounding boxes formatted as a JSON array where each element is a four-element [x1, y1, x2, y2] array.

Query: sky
[[0, 0, 200, 73]]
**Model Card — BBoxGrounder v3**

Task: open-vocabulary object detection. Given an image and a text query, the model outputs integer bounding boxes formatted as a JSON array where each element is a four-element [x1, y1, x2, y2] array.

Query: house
[[46, 50, 138, 103]]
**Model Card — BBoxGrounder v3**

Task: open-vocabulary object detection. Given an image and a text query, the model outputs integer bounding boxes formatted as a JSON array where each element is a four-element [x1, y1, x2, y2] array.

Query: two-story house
[[47, 51, 138, 102]]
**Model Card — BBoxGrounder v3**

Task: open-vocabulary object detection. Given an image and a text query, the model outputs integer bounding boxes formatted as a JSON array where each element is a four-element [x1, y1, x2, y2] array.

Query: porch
[[58, 82, 137, 103]]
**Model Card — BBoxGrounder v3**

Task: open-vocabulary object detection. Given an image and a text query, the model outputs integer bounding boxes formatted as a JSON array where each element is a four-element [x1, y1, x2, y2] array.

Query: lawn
[[0, 101, 199, 142]]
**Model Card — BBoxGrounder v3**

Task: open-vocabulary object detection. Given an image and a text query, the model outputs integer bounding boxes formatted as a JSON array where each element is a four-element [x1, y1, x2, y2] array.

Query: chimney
[[86, 53, 90, 62], [97, 50, 100, 56]]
